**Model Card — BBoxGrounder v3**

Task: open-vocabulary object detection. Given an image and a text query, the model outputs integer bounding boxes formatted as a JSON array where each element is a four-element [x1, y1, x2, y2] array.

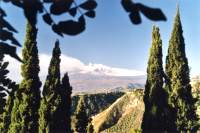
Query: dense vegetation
[[38, 41, 73, 133], [0, 1, 199, 132], [8, 21, 42, 132], [192, 81, 200, 126], [165, 8, 198, 131], [71, 92, 124, 117], [0, 50, 18, 133], [142, 26, 170, 132], [93, 90, 144, 133], [74, 96, 90, 133], [39, 41, 62, 132], [141, 8, 199, 132]]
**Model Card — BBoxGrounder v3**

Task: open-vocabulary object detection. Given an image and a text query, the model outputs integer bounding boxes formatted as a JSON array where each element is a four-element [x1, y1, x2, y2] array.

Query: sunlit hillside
[[92, 89, 144, 133]]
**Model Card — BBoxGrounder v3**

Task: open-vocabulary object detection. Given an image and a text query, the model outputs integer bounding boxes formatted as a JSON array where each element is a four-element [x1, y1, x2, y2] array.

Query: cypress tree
[[74, 96, 89, 133], [0, 85, 18, 133], [165, 8, 198, 131], [8, 21, 42, 132], [0, 51, 18, 133], [141, 26, 169, 132], [39, 40, 62, 133], [87, 118, 94, 133], [57, 72, 73, 132]]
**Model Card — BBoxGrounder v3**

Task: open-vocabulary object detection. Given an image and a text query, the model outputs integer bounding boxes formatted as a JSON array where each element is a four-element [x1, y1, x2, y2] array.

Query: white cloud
[[4, 53, 145, 83], [80, 63, 145, 76]]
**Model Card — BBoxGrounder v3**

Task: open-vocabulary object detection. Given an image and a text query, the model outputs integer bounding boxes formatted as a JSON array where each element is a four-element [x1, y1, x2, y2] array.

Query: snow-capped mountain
[[78, 63, 146, 77], [5, 53, 146, 93], [69, 73, 145, 94]]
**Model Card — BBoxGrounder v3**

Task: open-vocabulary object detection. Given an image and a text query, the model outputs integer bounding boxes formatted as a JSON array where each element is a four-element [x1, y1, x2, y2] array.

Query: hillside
[[71, 79, 199, 133], [71, 92, 125, 132], [92, 89, 144, 133], [71, 92, 125, 117]]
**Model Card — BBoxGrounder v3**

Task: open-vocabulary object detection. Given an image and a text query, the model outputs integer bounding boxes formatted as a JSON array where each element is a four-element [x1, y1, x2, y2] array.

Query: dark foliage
[[53, 15, 85, 36], [0, 29, 20, 46], [2, 0, 97, 36], [0, 42, 22, 62], [58, 73, 73, 133], [1, 0, 166, 36], [1, 0, 166, 61], [165, 8, 199, 131], [39, 41, 73, 133], [39, 40, 62, 133], [121, 0, 166, 25], [8, 21, 41, 132], [0, 52, 18, 129], [74, 96, 89, 133], [0, 83, 18, 133], [141, 26, 171, 132], [71, 92, 125, 117], [0, 8, 21, 62], [0, 20, 19, 131]]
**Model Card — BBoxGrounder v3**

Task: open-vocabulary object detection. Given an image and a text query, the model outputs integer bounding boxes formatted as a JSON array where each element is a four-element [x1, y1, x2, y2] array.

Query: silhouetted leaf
[[68, 7, 77, 17], [11, 38, 21, 47], [0, 17, 18, 33], [85, 10, 95, 18], [50, 0, 73, 15], [0, 29, 21, 46], [56, 16, 85, 36], [2, 0, 10, 3], [129, 11, 141, 25], [80, 0, 97, 10], [1, 62, 9, 70], [36, 1, 43, 13], [43, 0, 53, 3], [43, 13, 53, 25], [23, 0, 46, 23], [23, 4, 38, 26], [52, 24, 64, 37], [0, 42, 22, 62], [0, 8, 7, 17], [0, 69, 9, 77], [121, 0, 134, 12], [78, 15, 86, 26], [0, 86, 5, 92], [11, 0, 23, 8], [0, 92, 7, 98], [137, 3, 166, 21]]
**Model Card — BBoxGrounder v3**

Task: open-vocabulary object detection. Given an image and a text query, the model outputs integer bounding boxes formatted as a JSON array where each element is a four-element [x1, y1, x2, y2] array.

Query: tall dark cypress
[[8, 21, 41, 132], [165, 8, 198, 131], [74, 96, 89, 133], [0, 85, 18, 133], [57, 73, 73, 132], [39, 40, 62, 133], [142, 26, 169, 132], [0, 52, 18, 133]]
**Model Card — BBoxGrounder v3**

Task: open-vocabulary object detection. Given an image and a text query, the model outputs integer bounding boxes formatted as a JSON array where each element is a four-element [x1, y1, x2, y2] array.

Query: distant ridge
[[69, 73, 145, 94]]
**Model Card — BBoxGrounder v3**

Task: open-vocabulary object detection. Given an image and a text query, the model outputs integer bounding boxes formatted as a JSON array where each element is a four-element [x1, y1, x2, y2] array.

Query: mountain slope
[[71, 92, 125, 132], [92, 89, 144, 133], [71, 92, 125, 117]]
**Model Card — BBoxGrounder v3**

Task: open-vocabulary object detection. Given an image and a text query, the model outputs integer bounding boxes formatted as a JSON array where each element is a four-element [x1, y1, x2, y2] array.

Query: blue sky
[[2, 0, 200, 77]]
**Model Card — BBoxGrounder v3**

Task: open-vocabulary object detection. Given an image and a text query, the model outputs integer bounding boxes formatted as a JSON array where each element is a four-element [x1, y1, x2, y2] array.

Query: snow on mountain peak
[[80, 63, 145, 77]]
